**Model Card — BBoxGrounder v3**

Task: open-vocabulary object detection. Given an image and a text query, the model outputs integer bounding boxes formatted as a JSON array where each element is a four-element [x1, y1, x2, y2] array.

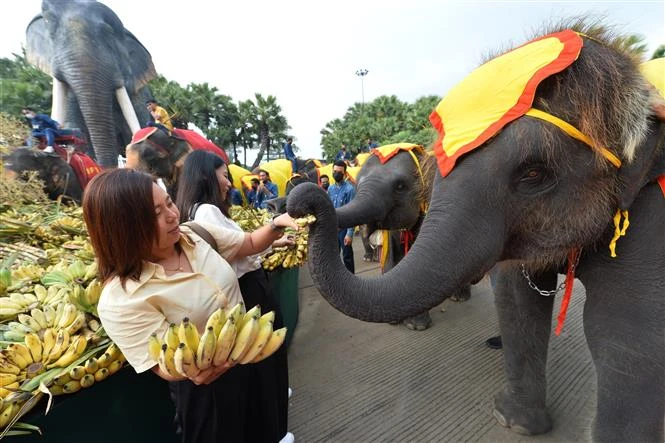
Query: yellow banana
[[174, 343, 200, 378], [238, 311, 275, 364], [42, 304, 56, 327], [0, 373, 18, 387], [225, 302, 245, 325], [236, 304, 261, 333], [251, 327, 287, 363], [53, 372, 71, 386], [48, 384, 65, 396], [178, 318, 200, 352], [84, 357, 99, 374], [69, 365, 87, 380], [18, 313, 42, 332], [47, 336, 87, 368], [158, 344, 178, 377], [80, 373, 95, 388], [106, 343, 121, 361], [34, 285, 48, 303], [47, 329, 70, 362], [205, 307, 226, 338], [148, 333, 162, 362], [52, 302, 65, 328], [7, 343, 33, 368], [96, 352, 113, 368], [30, 308, 49, 330], [84, 279, 102, 306], [163, 323, 180, 350], [94, 367, 109, 382], [57, 303, 78, 329], [83, 262, 98, 282], [107, 359, 124, 375], [228, 315, 259, 364], [24, 332, 43, 363], [64, 311, 86, 335], [212, 317, 237, 367], [41, 328, 57, 361], [0, 403, 17, 428], [195, 326, 216, 370], [62, 380, 82, 394]]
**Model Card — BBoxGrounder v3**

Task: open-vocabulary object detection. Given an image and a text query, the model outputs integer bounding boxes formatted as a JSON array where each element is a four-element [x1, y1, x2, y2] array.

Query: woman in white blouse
[[175, 151, 293, 443], [83, 168, 297, 443]]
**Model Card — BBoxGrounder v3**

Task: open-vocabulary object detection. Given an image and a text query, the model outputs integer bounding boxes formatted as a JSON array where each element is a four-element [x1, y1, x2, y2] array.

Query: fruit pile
[[148, 303, 286, 379]]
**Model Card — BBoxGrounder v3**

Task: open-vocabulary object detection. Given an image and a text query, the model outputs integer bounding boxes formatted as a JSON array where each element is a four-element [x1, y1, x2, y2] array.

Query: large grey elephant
[[287, 23, 664, 442], [339, 144, 471, 330], [26, 0, 156, 168]]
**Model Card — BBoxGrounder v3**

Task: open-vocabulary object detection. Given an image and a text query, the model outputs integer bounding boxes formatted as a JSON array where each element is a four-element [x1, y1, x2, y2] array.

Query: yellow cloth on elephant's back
[[255, 159, 292, 197], [372, 143, 424, 164], [229, 164, 251, 204], [640, 58, 665, 98], [429, 30, 583, 177]]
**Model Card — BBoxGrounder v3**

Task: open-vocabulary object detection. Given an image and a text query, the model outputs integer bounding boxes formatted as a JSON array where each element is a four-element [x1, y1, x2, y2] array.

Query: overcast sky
[[1, 1, 663, 160]]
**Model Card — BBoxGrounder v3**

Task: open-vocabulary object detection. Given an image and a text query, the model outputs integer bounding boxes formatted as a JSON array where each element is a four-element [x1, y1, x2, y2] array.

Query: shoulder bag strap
[[181, 221, 218, 254]]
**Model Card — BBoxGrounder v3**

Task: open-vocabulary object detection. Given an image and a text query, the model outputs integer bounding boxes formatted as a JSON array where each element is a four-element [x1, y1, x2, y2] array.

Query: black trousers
[[169, 269, 289, 443]]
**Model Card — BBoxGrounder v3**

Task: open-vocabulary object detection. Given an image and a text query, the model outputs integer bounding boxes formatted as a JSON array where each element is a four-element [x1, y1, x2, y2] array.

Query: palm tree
[[249, 94, 289, 169]]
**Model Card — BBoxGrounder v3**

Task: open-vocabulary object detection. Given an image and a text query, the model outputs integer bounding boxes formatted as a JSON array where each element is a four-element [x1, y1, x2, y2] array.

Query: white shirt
[[194, 204, 266, 278], [98, 223, 245, 373]]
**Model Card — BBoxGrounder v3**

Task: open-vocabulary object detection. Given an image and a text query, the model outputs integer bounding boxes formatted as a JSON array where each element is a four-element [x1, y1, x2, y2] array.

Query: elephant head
[[287, 25, 665, 323], [26, 0, 156, 168]]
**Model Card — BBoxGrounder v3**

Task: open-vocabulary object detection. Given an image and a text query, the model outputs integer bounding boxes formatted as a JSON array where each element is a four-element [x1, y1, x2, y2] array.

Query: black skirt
[[169, 268, 289, 443]]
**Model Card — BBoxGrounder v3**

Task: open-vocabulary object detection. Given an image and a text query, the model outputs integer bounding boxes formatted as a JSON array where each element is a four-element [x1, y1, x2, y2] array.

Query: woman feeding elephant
[[82, 168, 298, 442], [287, 23, 664, 442]]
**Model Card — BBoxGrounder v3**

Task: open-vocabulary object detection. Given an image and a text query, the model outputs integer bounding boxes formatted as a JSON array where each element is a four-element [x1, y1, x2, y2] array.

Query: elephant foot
[[403, 311, 432, 331], [449, 285, 471, 302], [493, 390, 552, 436]]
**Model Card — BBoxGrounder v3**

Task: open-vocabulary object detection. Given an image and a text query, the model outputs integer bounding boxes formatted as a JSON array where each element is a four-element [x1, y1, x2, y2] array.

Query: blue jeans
[[337, 229, 355, 273], [286, 156, 297, 174], [31, 128, 57, 146]]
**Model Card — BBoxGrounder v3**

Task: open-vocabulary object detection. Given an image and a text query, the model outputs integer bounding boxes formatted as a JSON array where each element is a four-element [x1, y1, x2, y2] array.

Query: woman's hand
[[272, 212, 299, 231], [189, 361, 233, 385], [273, 234, 295, 248]]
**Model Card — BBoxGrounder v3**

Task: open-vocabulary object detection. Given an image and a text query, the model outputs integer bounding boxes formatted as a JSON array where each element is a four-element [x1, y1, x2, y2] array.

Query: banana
[[57, 303, 78, 329], [41, 328, 57, 361], [178, 318, 200, 352], [24, 332, 43, 363], [47, 336, 87, 368], [228, 315, 260, 364], [34, 285, 48, 303], [107, 359, 124, 375], [41, 270, 70, 287], [1, 329, 26, 342], [173, 343, 199, 378], [93, 367, 109, 382], [83, 279, 102, 306], [0, 382, 20, 399], [83, 261, 98, 282], [158, 344, 178, 377], [106, 343, 121, 361], [251, 327, 287, 363], [30, 308, 49, 330], [205, 307, 226, 338], [66, 260, 87, 281], [84, 357, 99, 374], [225, 302, 245, 325], [17, 313, 42, 332], [0, 360, 21, 375], [7, 343, 33, 368], [42, 304, 56, 327], [80, 373, 95, 388], [163, 323, 180, 350], [53, 372, 71, 386], [212, 317, 237, 366], [48, 384, 64, 396], [52, 302, 65, 328], [195, 326, 216, 370], [0, 373, 18, 387], [238, 311, 275, 364], [62, 380, 82, 394], [64, 311, 86, 335], [0, 403, 17, 428], [96, 352, 113, 368], [69, 365, 87, 380], [148, 333, 162, 362], [236, 304, 261, 333], [47, 329, 70, 362]]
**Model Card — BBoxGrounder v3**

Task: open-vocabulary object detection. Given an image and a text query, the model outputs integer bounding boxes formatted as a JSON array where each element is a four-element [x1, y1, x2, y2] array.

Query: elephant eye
[[521, 167, 544, 183]]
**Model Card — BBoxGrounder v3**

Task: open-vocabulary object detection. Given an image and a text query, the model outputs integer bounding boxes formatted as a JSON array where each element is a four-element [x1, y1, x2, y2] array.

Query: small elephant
[[26, 0, 156, 168], [288, 23, 665, 442]]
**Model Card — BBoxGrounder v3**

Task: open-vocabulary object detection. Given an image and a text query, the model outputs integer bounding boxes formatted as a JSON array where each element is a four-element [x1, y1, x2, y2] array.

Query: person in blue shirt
[[21, 107, 62, 153], [247, 170, 278, 209], [334, 144, 353, 163], [230, 187, 243, 206], [328, 160, 356, 273], [365, 138, 379, 153], [282, 137, 297, 175]]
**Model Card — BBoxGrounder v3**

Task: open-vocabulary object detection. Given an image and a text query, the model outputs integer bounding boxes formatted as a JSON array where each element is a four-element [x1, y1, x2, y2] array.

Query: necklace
[[162, 249, 184, 272]]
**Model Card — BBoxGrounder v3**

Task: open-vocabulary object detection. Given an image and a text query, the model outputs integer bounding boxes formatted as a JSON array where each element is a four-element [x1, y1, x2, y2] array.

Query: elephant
[[338, 144, 472, 330], [125, 127, 229, 197], [287, 23, 665, 442], [26, 0, 156, 168]]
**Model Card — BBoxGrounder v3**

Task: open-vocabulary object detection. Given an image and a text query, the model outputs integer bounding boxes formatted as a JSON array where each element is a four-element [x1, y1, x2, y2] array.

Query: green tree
[[0, 50, 52, 118], [248, 94, 290, 170], [652, 45, 665, 59]]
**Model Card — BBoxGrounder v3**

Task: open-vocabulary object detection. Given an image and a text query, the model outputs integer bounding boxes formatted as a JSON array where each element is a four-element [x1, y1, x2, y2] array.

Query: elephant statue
[[338, 143, 471, 330], [125, 127, 229, 197], [26, 0, 156, 168], [287, 23, 664, 442]]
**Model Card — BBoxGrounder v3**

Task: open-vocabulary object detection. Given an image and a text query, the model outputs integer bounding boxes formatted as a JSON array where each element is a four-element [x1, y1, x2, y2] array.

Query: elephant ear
[[122, 30, 157, 93], [25, 14, 55, 77], [617, 120, 665, 210]]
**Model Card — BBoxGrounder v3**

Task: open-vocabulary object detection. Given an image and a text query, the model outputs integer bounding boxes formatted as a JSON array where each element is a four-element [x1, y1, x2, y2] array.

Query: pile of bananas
[[262, 215, 316, 271], [229, 206, 272, 232], [149, 303, 287, 379]]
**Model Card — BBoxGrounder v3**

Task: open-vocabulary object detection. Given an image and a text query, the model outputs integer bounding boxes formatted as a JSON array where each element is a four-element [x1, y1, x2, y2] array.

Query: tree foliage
[[0, 51, 52, 118], [652, 45, 665, 60]]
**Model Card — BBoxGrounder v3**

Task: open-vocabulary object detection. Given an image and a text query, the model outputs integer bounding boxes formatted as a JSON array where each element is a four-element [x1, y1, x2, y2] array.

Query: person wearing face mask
[[319, 174, 330, 191], [327, 160, 356, 273]]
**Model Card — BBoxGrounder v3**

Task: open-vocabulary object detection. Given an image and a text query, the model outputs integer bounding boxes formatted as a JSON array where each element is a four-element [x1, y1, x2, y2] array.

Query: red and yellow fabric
[[372, 143, 423, 164], [355, 152, 371, 167], [429, 30, 584, 177]]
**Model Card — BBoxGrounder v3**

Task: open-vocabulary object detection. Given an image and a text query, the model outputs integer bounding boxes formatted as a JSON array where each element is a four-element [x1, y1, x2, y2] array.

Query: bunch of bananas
[[0, 330, 88, 396], [0, 285, 71, 324], [229, 206, 272, 232], [148, 303, 287, 379], [45, 343, 125, 396], [262, 215, 316, 271], [2, 302, 86, 342]]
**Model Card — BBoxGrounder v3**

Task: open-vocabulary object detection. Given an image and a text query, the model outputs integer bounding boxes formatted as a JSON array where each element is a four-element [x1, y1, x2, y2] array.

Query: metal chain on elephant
[[520, 250, 581, 297]]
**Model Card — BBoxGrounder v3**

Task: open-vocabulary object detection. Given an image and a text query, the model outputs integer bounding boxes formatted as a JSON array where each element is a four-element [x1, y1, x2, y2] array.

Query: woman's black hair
[[176, 150, 230, 222]]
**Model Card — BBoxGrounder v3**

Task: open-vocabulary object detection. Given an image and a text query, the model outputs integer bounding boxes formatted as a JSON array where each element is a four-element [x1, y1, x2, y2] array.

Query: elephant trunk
[[336, 190, 388, 229], [287, 182, 503, 322]]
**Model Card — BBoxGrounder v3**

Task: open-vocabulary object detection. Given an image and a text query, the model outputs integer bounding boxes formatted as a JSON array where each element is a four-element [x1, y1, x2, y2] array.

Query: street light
[[355, 68, 369, 112]]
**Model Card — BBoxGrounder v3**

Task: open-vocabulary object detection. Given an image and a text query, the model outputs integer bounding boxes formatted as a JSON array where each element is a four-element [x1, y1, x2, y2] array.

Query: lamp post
[[355, 68, 369, 112]]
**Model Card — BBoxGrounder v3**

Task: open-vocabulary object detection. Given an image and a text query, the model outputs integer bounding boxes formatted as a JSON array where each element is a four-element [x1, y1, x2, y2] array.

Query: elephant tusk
[[51, 78, 68, 124], [116, 87, 141, 133]]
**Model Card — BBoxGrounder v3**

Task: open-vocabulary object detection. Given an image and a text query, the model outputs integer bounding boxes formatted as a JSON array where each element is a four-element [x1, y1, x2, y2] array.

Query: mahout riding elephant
[[287, 23, 665, 442], [339, 143, 472, 330], [125, 127, 229, 197], [26, 0, 156, 168]]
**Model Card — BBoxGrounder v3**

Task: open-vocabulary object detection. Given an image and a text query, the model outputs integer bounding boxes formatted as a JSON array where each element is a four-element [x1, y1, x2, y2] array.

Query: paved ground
[[285, 236, 597, 442]]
